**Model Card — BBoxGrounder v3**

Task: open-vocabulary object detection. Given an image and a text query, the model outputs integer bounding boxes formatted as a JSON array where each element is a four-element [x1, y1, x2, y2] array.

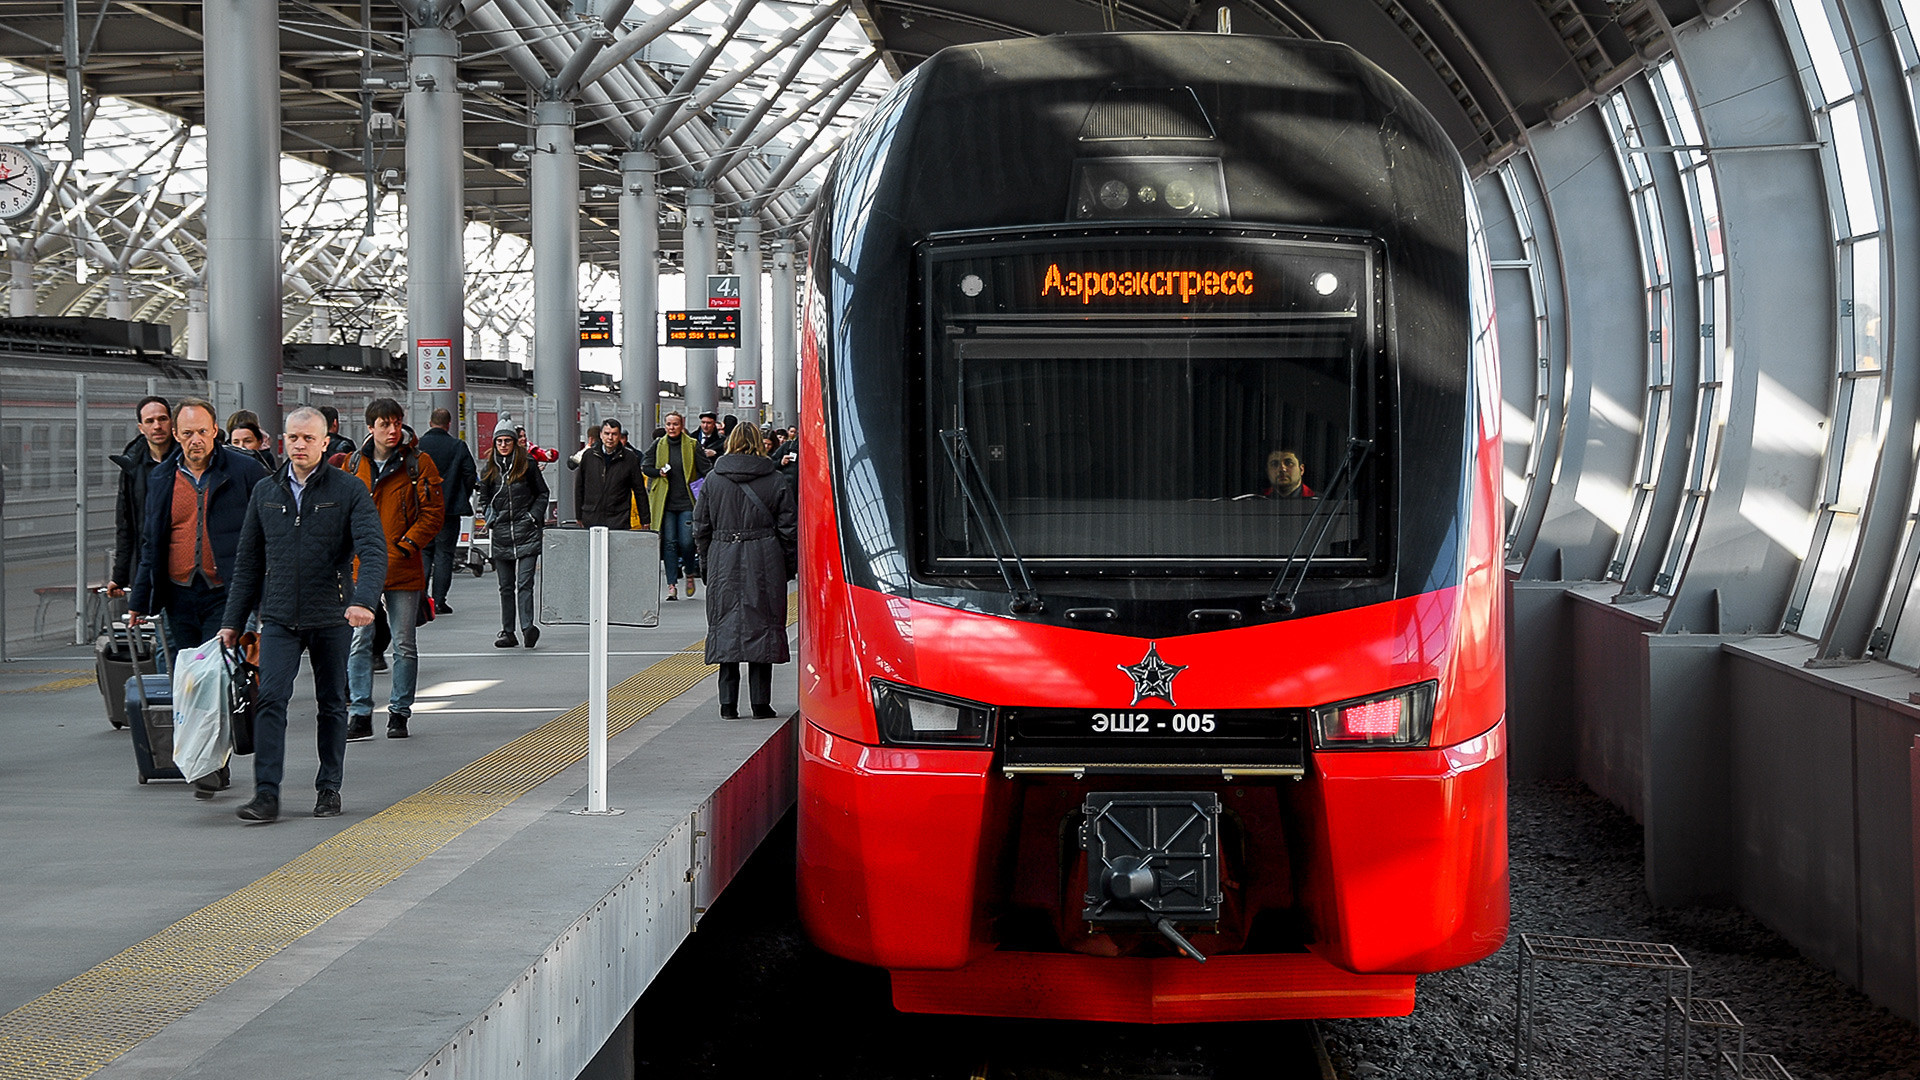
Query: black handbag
[[225, 637, 259, 757]]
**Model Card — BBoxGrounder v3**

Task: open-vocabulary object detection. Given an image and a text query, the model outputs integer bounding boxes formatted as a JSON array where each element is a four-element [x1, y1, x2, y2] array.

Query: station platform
[[0, 570, 797, 1080]]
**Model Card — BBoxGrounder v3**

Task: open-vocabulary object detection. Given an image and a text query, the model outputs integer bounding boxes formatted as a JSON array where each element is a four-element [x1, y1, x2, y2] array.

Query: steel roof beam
[[575, 0, 710, 93], [656, 0, 843, 143], [633, 0, 760, 150], [697, 10, 839, 185]]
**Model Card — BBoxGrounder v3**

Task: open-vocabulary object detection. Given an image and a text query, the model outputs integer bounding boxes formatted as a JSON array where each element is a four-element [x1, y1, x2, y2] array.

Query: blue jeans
[[426, 522, 460, 605], [251, 620, 351, 799], [660, 510, 696, 581], [349, 589, 421, 717]]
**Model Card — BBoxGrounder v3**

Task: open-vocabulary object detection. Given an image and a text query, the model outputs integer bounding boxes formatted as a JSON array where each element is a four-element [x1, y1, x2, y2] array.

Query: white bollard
[[572, 525, 624, 817]]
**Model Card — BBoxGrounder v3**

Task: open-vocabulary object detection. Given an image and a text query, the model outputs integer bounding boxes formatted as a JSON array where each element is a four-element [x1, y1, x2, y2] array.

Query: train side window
[[1, 424, 19, 493], [29, 424, 52, 490]]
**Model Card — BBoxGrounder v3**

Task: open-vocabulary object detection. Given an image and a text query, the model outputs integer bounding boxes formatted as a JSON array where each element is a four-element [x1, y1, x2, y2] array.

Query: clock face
[[0, 145, 47, 221]]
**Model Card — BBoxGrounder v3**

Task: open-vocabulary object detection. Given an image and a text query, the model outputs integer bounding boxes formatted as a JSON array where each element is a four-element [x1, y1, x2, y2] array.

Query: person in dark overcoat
[[693, 422, 798, 719], [476, 420, 551, 649]]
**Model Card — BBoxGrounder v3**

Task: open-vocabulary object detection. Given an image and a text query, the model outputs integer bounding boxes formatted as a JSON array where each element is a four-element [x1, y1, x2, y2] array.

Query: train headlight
[[1070, 156, 1226, 220], [871, 679, 995, 748], [1310, 682, 1436, 749]]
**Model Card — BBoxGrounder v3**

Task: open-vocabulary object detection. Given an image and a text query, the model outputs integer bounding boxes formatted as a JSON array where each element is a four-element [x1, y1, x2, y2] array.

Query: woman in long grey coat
[[693, 422, 798, 718], [476, 422, 550, 649]]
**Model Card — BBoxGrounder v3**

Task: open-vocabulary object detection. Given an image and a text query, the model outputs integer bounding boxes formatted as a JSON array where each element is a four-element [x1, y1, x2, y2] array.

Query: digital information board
[[663, 310, 740, 346], [579, 310, 613, 346]]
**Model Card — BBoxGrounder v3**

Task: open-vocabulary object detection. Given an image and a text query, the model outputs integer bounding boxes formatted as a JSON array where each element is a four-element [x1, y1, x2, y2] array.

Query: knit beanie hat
[[492, 419, 517, 443]]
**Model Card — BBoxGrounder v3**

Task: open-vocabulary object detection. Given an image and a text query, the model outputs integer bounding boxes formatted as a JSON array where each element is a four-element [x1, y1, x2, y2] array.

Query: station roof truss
[[0, 0, 1716, 342]]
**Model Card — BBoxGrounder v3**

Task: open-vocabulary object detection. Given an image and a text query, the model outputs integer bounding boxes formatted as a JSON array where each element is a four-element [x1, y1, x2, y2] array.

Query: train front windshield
[[923, 235, 1380, 571]]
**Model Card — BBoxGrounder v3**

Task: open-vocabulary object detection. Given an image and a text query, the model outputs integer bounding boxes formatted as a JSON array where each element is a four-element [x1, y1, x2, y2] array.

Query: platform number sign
[[415, 338, 453, 392], [707, 274, 741, 309]]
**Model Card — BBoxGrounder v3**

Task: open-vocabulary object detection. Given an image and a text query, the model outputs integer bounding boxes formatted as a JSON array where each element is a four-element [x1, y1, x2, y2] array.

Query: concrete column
[[733, 215, 762, 423], [619, 150, 659, 427], [203, 0, 283, 432], [309, 307, 332, 344], [406, 25, 466, 421], [532, 97, 581, 519], [770, 240, 796, 430], [10, 256, 34, 316], [682, 186, 717, 417], [105, 274, 131, 320], [186, 285, 208, 363]]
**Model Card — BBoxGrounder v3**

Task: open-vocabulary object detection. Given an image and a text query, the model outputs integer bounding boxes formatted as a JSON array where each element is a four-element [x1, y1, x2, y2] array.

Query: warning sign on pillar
[[416, 338, 454, 392]]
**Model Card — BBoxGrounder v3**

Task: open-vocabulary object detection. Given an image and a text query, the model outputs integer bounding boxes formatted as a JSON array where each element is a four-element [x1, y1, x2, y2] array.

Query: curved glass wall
[[1775, 0, 1889, 640]]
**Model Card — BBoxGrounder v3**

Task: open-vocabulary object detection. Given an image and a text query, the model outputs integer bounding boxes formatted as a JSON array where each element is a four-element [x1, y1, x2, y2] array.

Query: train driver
[[1261, 448, 1314, 499]]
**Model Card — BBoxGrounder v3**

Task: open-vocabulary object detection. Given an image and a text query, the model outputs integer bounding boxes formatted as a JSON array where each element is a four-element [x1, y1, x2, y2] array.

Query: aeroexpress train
[[794, 32, 1506, 1023]]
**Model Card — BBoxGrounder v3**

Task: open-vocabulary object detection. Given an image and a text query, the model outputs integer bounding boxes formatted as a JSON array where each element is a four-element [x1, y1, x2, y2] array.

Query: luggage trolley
[[459, 514, 490, 576]]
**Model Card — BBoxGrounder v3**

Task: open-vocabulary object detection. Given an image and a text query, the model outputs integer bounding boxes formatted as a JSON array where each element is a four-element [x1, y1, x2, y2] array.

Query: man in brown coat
[[343, 398, 444, 741]]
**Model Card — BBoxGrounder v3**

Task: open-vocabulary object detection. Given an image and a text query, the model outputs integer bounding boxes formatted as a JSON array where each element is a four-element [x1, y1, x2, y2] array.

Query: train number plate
[[1011, 708, 1299, 740]]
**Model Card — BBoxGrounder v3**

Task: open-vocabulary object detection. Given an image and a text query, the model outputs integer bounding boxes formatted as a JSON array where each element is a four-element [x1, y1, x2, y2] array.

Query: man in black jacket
[[417, 408, 477, 614], [220, 406, 386, 824], [574, 418, 649, 529], [106, 396, 178, 598]]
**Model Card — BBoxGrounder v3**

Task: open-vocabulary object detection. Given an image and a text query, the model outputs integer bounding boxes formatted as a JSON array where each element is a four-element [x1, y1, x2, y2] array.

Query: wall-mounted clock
[[0, 145, 48, 222]]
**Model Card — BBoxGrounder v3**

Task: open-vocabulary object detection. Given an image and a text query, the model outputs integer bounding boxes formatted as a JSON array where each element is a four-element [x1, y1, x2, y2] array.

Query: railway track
[[635, 816, 1339, 1080]]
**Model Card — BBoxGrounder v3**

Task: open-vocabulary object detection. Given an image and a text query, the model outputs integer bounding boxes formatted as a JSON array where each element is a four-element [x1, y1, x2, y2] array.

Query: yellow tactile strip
[[0, 595, 795, 1080]]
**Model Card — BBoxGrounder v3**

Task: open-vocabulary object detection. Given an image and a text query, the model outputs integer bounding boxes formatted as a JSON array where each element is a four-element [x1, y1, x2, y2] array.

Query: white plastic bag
[[172, 636, 232, 783]]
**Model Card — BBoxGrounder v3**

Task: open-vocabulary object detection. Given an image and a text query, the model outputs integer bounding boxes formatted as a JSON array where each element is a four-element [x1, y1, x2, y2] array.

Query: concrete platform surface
[[0, 568, 798, 1080]]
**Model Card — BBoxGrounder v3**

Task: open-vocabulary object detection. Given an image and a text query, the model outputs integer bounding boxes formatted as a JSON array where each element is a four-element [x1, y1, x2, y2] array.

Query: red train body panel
[[794, 32, 1507, 1023]]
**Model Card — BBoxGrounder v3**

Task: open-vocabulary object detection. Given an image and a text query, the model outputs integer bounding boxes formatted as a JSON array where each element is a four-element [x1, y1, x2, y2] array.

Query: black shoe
[[494, 630, 518, 648], [751, 705, 779, 719], [435, 600, 452, 614], [237, 794, 279, 822], [346, 715, 374, 742], [314, 789, 342, 818], [719, 704, 740, 719], [372, 653, 388, 673], [522, 625, 540, 648], [387, 711, 410, 739], [193, 765, 231, 800]]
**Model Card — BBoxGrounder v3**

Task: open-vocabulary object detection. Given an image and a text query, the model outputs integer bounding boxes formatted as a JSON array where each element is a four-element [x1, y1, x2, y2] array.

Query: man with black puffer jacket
[[219, 407, 386, 825], [106, 396, 179, 601], [574, 418, 650, 530]]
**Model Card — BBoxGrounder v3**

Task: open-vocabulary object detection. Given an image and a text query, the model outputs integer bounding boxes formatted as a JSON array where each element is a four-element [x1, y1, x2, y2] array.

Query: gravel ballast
[[1321, 779, 1920, 1080]]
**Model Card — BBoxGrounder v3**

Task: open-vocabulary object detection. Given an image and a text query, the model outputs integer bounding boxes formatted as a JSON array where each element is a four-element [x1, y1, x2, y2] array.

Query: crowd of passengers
[[106, 395, 800, 824]]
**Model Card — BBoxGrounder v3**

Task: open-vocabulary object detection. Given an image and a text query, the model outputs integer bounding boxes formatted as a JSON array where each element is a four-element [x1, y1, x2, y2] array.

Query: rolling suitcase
[[120, 622, 184, 784], [94, 614, 161, 730]]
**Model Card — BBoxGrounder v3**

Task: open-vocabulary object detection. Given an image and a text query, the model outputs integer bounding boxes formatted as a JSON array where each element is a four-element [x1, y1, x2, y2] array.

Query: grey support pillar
[[770, 239, 796, 430], [532, 98, 582, 519], [619, 150, 659, 427], [10, 255, 33, 316], [203, 0, 283, 431], [682, 186, 717, 417], [405, 25, 466, 423], [309, 306, 332, 344], [106, 274, 130, 320], [186, 285, 208, 362], [733, 215, 762, 423]]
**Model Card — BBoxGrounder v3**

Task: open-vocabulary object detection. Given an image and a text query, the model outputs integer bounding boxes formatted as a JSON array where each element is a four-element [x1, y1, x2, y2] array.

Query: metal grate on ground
[[0, 603, 792, 1080], [1666, 995, 1744, 1080], [1514, 934, 1693, 1077], [1723, 1051, 1795, 1079]]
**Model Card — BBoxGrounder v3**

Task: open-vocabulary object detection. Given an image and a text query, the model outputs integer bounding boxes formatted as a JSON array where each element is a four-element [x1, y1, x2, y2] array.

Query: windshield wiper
[[939, 428, 1045, 613], [1261, 438, 1372, 615]]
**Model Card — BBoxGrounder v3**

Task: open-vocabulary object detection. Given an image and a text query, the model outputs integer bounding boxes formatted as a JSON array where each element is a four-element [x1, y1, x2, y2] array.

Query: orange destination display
[[1040, 264, 1256, 304]]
